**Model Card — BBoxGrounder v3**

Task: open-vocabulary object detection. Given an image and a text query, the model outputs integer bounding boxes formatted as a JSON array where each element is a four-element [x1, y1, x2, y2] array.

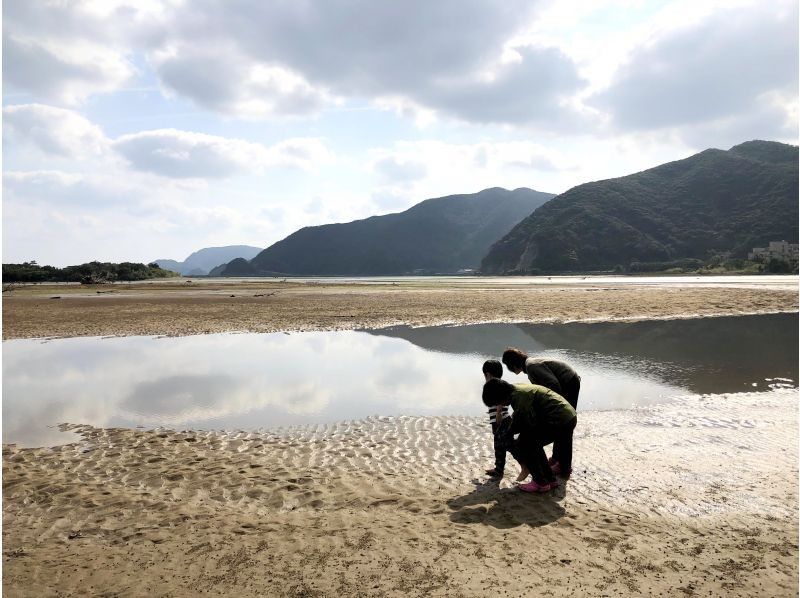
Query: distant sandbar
[[3, 276, 797, 339]]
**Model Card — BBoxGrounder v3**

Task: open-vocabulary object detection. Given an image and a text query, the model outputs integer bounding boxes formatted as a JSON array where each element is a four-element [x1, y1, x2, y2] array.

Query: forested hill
[[480, 141, 799, 274], [233, 187, 553, 276]]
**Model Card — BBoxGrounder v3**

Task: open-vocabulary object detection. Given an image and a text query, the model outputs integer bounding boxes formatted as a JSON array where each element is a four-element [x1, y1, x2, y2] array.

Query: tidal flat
[[2, 276, 798, 597], [2, 275, 797, 339]]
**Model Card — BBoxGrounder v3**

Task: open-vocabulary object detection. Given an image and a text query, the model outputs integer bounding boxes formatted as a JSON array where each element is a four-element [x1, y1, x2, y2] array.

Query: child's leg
[[501, 424, 529, 481], [492, 421, 507, 473]]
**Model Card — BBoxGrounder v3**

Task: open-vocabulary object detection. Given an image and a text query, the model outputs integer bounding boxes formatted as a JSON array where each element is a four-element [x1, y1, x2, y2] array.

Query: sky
[[2, 0, 798, 266]]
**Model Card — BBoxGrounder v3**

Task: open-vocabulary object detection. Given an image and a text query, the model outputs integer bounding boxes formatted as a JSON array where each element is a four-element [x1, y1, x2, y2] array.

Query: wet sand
[[3, 278, 799, 595], [3, 390, 797, 596], [3, 277, 798, 339]]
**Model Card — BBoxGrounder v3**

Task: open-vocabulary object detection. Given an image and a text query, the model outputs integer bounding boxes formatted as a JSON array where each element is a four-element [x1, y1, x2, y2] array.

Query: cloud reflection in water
[[4, 315, 796, 447]]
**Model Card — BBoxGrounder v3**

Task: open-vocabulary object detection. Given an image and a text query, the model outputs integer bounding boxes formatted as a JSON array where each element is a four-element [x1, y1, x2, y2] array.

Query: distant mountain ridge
[[226, 187, 554, 276], [481, 140, 799, 274], [155, 245, 262, 276]]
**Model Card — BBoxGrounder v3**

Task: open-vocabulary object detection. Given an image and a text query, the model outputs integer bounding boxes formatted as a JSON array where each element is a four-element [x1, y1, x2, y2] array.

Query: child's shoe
[[518, 480, 551, 493], [485, 468, 503, 478]]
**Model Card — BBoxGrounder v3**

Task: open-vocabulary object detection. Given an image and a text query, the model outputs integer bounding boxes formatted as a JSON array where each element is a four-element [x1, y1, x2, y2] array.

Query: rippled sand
[[3, 389, 797, 596]]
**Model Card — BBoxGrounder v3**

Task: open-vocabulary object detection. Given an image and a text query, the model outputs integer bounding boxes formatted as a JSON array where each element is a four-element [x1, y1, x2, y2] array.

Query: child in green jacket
[[482, 378, 577, 493]]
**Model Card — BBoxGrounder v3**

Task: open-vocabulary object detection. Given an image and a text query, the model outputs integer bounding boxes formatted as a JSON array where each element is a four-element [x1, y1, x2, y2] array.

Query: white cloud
[[372, 157, 428, 183], [3, 35, 135, 105], [2, 104, 333, 179], [591, 1, 798, 138], [4, 0, 798, 268], [128, 0, 591, 126], [370, 140, 571, 177], [268, 138, 333, 169], [112, 129, 271, 178], [7, 0, 795, 140], [9, 0, 578, 124], [373, 97, 439, 128], [303, 197, 325, 215], [162, 1, 541, 91], [3, 170, 123, 206], [112, 130, 332, 178], [152, 44, 333, 119], [3, 104, 109, 157], [415, 45, 586, 126], [362, 140, 572, 213], [2, 168, 256, 264], [3, 168, 212, 211], [2, 0, 173, 103]]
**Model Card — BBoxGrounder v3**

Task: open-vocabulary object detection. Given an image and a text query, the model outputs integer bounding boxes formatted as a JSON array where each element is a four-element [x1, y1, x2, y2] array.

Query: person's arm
[[495, 405, 503, 425], [526, 363, 563, 395]]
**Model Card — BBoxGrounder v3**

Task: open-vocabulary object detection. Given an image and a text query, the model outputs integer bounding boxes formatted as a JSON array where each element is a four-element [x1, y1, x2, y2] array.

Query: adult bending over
[[502, 348, 580, 476], [501, 348, 581, 410]]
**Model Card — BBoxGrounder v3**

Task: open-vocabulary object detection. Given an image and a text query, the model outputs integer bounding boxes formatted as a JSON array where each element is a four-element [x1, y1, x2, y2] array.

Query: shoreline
[[3, 278, 797, 340], [3, 278, 798, 595], [3, 308, 798, 344], [3, 389, 797, 596]]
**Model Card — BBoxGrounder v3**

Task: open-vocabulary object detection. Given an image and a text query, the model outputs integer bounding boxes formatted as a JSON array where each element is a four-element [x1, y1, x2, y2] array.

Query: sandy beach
[[2, 277, 798, 339], [3, 278, 799, 596], [3, 390, 797, 597]]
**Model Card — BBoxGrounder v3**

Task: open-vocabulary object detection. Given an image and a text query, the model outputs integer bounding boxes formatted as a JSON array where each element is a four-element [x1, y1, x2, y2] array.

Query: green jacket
[[509, 383, 576, 431]]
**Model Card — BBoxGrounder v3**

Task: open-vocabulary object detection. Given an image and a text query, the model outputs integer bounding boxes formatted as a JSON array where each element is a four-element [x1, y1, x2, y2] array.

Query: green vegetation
[[625, 258, 789, 275], [2, 261, 179, 283], [628, 258, 705, 273], [481, 140, 799, 274], [235, 187, 554, 276]]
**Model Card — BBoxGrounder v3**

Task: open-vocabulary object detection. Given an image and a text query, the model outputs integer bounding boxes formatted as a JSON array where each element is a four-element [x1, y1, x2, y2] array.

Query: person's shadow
[[446, 478, 566, 529]]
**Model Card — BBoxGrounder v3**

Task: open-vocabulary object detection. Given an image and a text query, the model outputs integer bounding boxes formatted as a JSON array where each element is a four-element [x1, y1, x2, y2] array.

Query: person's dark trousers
[[562, 375, 581, 410], [515, 430, 555, 485], [552, 416, 577, 472], [551, 376, 579, 465], [492, 417, 514, 472]]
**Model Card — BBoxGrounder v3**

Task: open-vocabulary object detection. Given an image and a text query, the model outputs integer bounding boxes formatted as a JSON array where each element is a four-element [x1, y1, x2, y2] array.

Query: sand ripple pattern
[[5, 390, 797, 521], [4, 389, 797, 597]]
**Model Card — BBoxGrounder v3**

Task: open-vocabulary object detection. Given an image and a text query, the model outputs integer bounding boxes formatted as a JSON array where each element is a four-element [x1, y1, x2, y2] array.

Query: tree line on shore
[[2, 261, 179, 283]]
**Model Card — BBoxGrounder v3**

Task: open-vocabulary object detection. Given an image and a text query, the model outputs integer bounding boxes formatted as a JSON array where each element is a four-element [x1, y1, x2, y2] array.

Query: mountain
[[155, 245, 262, 276], [233, 188, 553, 276], [481, 140, 799, 274]]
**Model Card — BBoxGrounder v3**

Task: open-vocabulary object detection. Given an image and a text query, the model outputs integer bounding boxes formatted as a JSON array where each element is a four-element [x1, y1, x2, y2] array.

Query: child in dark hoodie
[[482, 360, 529, 482]]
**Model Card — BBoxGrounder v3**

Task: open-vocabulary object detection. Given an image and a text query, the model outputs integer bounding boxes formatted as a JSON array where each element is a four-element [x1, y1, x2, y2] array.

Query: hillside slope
[[481, 141, 798, 274], [240, 187, 553, 276]]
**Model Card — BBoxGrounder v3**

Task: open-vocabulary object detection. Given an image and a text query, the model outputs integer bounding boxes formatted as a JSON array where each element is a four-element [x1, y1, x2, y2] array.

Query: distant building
[[748, 240, 799, 262]]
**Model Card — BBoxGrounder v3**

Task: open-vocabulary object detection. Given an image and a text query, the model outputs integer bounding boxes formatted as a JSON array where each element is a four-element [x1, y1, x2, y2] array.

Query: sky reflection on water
[[3, 314, 797, 447]]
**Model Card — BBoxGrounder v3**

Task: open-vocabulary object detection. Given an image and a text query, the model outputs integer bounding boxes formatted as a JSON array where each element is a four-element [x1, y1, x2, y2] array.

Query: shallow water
[[92, 273, 798, 289], [3, 314, 797, 447]]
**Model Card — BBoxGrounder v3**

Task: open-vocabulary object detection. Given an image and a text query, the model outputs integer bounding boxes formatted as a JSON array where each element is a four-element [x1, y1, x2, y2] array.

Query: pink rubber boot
[[518, 480, 551, 493]]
